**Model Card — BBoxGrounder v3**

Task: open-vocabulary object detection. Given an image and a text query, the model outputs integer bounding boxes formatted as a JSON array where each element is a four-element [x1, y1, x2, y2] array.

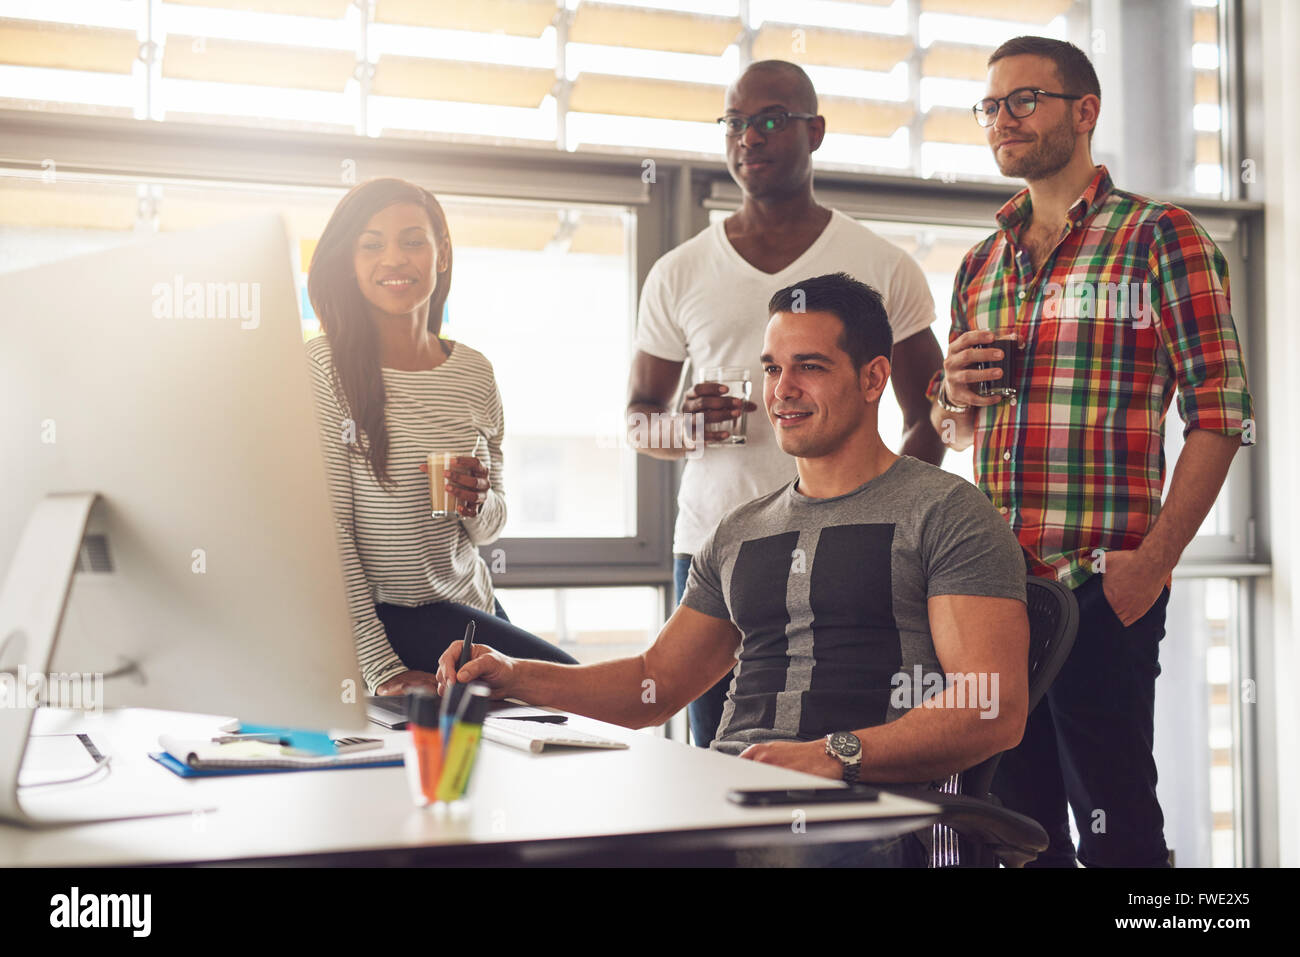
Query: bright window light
[[158, 77, 359, 128], [565, 43, 736, 84], [369, 23, 555, 68], [817, 128, 909, 171], [368, 96, 557, 142], [919, 13, 1068, 48], [1193, 102, 1221, 131], [0, 0, 139, 29], [1194, 163, 1223, 195], [588, 0, 739, 16], [156, 3, 357, 50], [1192, 43, 1220, 70], [0, 64, 138, 110], [750, 0, 907, 34], [802, 61, 908, 102], [566, 112, 722, 155], [920, 76, 987, 112], [921, 141, 1000, 181]]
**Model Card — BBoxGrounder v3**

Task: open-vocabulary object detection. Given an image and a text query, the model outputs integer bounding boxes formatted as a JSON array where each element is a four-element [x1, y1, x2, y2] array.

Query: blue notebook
[[149, 750, 404, 779]]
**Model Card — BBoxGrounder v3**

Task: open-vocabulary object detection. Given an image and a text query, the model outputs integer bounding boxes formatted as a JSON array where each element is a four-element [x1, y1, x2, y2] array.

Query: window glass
[[0, 0, 1227, 195], [0, 173, 638, 539]]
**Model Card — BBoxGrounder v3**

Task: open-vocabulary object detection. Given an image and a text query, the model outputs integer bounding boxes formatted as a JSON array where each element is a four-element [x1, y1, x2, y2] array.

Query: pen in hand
[[457, 619, 476, 680], [440, 620, 476, 748]]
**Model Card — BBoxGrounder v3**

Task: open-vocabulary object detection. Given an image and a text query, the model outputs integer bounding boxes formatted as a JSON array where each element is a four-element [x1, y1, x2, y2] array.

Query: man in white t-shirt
[[627, 60, 947, 747]]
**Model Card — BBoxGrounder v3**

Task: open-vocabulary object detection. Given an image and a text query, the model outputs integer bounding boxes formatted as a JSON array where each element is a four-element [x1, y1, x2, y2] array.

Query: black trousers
[[991, 574, 1172, 867], [375, 599, 578, 672]]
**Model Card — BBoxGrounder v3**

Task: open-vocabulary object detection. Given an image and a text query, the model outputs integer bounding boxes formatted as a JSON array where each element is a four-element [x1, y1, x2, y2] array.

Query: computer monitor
[[0, 214, 367, 823]]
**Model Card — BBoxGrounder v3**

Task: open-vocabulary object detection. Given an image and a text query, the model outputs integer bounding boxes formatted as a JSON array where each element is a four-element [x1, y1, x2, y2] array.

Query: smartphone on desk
[[727, 784, 880, 806]]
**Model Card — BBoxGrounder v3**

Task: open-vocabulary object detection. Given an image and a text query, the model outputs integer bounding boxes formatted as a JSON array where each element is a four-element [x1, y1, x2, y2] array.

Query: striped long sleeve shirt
[[928, 165, 1253, 588], [305, 334, 507, 692]]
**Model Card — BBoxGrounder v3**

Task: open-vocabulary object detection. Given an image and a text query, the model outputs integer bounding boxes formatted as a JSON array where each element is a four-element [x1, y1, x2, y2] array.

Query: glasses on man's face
[[972, 87, 1083, 127], [716, 110, 817, 137]]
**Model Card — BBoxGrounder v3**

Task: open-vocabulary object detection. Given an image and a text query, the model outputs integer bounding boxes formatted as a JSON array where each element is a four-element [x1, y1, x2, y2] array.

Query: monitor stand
[[0, 493, 206, 827]]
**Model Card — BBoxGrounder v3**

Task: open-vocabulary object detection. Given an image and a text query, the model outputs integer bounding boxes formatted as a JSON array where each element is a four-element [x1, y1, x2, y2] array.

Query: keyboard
[[482, 718, 629, 754]]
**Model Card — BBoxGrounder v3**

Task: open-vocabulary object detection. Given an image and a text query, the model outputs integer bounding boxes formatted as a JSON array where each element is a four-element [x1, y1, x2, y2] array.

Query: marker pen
[[405, 690, 444, 806], [435, 682, 491, 803], [440, 619, 476, 751]]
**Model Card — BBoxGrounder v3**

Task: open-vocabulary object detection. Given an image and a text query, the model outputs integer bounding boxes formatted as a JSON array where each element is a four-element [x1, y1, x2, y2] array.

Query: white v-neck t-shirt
[[634, 209, 936, 556]]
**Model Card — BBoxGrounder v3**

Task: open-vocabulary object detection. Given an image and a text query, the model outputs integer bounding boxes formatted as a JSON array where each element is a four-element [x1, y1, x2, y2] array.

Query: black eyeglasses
[[973, 87, 1083, 127], [716, 110, 817, 137]]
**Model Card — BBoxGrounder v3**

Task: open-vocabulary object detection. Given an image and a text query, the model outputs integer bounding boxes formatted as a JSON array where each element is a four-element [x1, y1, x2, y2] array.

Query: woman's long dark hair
[[308, 178, 454, 488]]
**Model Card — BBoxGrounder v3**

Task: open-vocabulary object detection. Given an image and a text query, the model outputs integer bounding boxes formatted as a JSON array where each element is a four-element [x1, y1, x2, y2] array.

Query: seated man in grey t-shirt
[[435, 272, 1029, 866]]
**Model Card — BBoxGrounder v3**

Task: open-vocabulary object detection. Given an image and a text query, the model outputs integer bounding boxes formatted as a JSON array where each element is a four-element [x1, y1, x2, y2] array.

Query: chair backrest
[[1023, 577, 1080, 715], [960, 575, 1080, 800], [928, 576, 1080, 866]]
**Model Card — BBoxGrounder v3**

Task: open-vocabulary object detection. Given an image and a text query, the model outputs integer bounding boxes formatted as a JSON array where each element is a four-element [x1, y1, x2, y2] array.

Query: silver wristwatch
[[934, 376, 969, 414], [825, 732, 862, 785]]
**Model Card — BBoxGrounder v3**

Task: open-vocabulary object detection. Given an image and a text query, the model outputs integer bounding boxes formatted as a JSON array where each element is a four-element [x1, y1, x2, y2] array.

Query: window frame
[[1, 109, 1264, 579], [1, 90, 1268, 852]]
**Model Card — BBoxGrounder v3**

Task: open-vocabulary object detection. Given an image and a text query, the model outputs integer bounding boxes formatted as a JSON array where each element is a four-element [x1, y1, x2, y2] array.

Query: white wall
[[1259, 0, 1300, 868]]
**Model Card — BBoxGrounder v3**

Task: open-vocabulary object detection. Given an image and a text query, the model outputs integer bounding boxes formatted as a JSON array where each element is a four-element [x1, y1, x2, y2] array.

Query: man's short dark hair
[[988, 36, 1101, 99], [767, 272, 892, 370]]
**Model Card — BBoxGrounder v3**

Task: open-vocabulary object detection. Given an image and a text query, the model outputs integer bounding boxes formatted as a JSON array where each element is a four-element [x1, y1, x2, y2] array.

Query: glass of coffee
[[698, 366, 752, 445], [976, 333, 1020, 398], [428, 436, 486, 519]]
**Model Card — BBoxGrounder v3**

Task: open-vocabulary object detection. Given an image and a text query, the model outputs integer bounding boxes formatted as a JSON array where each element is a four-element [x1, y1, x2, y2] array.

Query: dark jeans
[[676, 555, 732, 748], [991, 574, 1171, 867], [375, 598, 578, 673]]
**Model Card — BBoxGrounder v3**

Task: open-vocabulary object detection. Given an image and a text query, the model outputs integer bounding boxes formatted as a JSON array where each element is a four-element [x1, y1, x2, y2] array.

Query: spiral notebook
[[151, 734, 406, 778]]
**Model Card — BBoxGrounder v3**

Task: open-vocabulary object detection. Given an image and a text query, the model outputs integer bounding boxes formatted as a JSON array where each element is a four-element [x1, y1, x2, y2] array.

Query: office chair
[[881, 575, 1079, 868]]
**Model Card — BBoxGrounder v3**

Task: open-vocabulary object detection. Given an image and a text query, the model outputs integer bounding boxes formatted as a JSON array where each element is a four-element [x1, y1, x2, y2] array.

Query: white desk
[[0, 708, 940, 866]]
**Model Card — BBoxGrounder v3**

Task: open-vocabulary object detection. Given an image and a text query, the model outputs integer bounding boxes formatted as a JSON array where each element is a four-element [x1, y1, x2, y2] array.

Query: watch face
[[829, 732, 860, 757]]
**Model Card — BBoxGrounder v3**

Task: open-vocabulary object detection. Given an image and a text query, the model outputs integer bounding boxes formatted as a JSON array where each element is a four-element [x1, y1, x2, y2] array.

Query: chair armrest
[[879, 788, 1048, 868]]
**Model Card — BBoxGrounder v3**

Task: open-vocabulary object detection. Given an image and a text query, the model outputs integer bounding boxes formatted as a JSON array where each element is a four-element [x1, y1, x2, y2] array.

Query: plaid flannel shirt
[[927, 166, 1253, 588]]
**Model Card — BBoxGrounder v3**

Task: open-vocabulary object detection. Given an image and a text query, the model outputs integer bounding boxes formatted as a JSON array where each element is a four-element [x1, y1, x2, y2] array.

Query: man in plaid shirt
[[927, 36, 1253, 867]]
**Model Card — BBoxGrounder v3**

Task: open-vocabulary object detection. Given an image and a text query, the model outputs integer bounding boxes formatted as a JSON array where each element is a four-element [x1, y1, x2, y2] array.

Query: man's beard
[[994, 113, 1076, 180]]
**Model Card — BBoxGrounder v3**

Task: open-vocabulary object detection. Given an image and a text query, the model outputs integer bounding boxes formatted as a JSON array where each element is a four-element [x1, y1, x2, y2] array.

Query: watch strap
[[935, 377, 969, 414], [826, 733, 862, 785]]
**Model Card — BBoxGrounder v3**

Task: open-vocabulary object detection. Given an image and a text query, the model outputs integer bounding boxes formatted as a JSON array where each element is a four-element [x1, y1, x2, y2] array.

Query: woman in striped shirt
[[305, 177, 577, 695]]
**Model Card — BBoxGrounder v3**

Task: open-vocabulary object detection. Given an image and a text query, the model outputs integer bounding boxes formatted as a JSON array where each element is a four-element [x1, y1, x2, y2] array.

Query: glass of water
[[697, 366, 752, 446]]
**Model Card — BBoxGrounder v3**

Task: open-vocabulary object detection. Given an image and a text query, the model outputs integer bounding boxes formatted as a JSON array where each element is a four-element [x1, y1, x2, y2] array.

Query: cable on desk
[[17, 733, 114, 787], [17, 755, 112, 788]]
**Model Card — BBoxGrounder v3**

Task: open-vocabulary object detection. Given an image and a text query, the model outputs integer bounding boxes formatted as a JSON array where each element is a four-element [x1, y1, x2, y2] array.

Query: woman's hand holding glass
[[420, 455, 488, 517], [442, 456, 489, 518]]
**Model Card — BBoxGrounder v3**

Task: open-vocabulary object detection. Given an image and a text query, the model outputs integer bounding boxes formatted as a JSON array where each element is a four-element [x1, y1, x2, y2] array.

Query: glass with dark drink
[[976, 333, 1019, 398]]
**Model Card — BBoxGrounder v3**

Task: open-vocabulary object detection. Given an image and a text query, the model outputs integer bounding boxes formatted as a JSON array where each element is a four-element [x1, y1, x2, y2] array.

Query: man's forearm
[[893, 329, 947, 465], [929, 396, 976, 452], [851, 689, 1024, 783], [901, 412, 947, 464], [513, 655, 669, 728], [1136, 429, 1241, 574]]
